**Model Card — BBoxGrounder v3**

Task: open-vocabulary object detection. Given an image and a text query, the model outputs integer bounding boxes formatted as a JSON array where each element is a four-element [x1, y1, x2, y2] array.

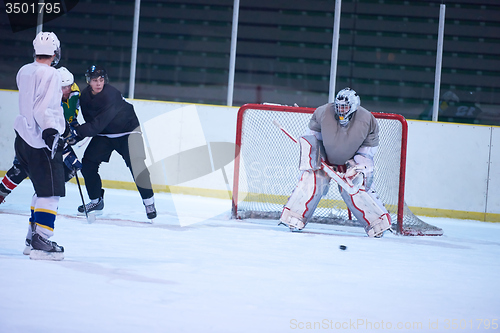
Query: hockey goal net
[[231, 103, 443, 236]]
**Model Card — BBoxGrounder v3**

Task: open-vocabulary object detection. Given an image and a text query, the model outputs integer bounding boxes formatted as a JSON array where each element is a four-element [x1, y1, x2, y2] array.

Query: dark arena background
[[0, 0, 499, 125]]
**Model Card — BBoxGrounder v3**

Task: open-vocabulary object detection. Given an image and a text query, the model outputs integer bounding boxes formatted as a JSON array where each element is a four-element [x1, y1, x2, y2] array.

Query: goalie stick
[[272, 120, 362, 195]]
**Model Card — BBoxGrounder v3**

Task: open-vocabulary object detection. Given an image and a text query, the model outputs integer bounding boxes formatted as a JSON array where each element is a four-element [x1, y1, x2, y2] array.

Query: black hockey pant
[[81, 134, 154, 201]]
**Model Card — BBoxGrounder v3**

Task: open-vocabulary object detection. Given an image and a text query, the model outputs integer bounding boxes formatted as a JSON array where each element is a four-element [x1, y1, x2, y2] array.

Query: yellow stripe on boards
[[1, 173, 495, 223]]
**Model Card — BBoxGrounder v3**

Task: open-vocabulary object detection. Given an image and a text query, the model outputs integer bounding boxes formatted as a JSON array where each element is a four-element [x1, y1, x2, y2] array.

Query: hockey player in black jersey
[[71, 65, 156, 221]]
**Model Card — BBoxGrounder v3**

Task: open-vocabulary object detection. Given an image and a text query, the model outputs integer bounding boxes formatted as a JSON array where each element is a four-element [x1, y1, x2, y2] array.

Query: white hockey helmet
[[33, 31, 61, 66], [57, 67, 74, 87], [334, 87, 360, 126]]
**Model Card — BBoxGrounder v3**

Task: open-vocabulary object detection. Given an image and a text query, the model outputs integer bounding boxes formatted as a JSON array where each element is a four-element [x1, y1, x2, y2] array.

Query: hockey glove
[[62, 146, 82, 172], [42, 128, 64, 159], [63, 120, 83, 146], [344, 163, 364, 189]]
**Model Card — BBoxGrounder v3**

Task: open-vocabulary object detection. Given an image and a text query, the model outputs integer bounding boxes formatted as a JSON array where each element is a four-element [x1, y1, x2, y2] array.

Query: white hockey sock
[[26, 223, 33, 241], [143, 196, 154, 206]]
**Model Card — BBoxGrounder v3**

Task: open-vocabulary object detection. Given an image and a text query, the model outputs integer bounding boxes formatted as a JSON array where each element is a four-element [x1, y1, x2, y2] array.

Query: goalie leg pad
[[280, 169, 330, 230], [340, 187, 391, 237], [365, 214, 391, 238], [280, 209, 307, 231]]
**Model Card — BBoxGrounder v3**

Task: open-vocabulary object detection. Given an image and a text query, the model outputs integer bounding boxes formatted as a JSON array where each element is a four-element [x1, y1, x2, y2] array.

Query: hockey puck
[[339, 245, 347, 251]]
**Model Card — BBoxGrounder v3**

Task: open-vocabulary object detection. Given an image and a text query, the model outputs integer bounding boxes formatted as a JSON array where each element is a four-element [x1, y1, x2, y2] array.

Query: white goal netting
[[231, 104, 443, 236]]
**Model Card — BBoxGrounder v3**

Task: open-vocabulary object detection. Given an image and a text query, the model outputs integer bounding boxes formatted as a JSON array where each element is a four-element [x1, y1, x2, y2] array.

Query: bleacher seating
[[0, 0, 498, 124]]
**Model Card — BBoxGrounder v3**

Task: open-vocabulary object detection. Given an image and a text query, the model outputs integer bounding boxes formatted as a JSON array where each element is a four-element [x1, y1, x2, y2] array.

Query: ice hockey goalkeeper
[[279, 87, 391, 237]]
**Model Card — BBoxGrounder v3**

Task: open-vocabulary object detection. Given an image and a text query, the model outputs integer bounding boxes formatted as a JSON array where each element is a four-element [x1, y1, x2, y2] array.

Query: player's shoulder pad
[[314, 102, 334, 120]]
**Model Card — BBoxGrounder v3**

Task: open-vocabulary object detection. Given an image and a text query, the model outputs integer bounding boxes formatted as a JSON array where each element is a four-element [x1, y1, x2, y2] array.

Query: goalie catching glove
[[345, 147, 377, 189]]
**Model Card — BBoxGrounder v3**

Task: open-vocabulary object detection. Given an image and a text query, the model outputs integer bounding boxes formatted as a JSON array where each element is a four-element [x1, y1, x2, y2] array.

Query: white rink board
[[129, 99, 238, 144], [489, 127, 500, 215], [0, 89, 499, 218], [0, 90, 19, 170], [77, 99, 239, 190], [406, 122, 491, 213]]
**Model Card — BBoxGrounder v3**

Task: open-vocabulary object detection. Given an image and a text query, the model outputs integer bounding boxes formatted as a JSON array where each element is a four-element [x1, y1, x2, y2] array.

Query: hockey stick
[[74, 169, 95, 223], [272, 120, 362, 195], [50, 133, 61, 159]]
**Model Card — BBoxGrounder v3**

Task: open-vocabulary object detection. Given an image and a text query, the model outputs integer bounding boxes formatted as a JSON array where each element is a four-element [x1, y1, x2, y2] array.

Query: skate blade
[[77, 210, 103, 217], [23, 245, 32, 255], [86, 212, 97, 224], [147, 218, 154, 224], [29, 250, 64, 261]]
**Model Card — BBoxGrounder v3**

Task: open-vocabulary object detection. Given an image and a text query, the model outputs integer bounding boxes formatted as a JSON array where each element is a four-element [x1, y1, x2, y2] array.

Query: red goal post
[[231, 103, 443, 236]]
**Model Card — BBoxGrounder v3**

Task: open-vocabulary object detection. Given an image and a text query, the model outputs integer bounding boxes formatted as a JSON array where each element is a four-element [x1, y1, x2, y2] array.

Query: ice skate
[[30, 233, 64, 261], [144, 199, 156, 222], [364, 214, 391, 238], [78, 197, 104, 216], [0, 188, 8, 204], [278, 219, 306, 232], [23, 238, 32, 255], [145, 203, 156, 223]]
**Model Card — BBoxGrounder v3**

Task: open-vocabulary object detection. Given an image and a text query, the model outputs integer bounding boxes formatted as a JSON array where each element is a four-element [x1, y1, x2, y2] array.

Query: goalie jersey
[[308, 103, 379, 165]]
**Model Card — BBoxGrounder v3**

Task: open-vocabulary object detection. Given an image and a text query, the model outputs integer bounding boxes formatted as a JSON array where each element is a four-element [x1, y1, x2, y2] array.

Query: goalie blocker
[[279, 134, 391, 237]]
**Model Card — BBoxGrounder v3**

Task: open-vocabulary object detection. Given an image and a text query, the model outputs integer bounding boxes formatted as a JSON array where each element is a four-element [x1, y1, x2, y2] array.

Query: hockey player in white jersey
[[0, 67, 81, 204], [14, 32, 67, 260], [279, 87, 391, 237]]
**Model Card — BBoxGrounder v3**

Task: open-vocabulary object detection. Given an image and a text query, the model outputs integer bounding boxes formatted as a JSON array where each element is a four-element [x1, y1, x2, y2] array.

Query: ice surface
[[1, 180, 499, 332]]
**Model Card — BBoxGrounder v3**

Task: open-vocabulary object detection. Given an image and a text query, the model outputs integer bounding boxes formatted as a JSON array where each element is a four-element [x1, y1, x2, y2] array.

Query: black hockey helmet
[[85, 65, 109, 84]]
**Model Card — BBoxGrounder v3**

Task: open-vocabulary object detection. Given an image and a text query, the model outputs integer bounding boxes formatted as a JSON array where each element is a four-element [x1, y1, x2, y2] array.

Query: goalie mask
[[335, 87, 360, 126], [85, 65, 109, 84], [33, 32, 61, 66]]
